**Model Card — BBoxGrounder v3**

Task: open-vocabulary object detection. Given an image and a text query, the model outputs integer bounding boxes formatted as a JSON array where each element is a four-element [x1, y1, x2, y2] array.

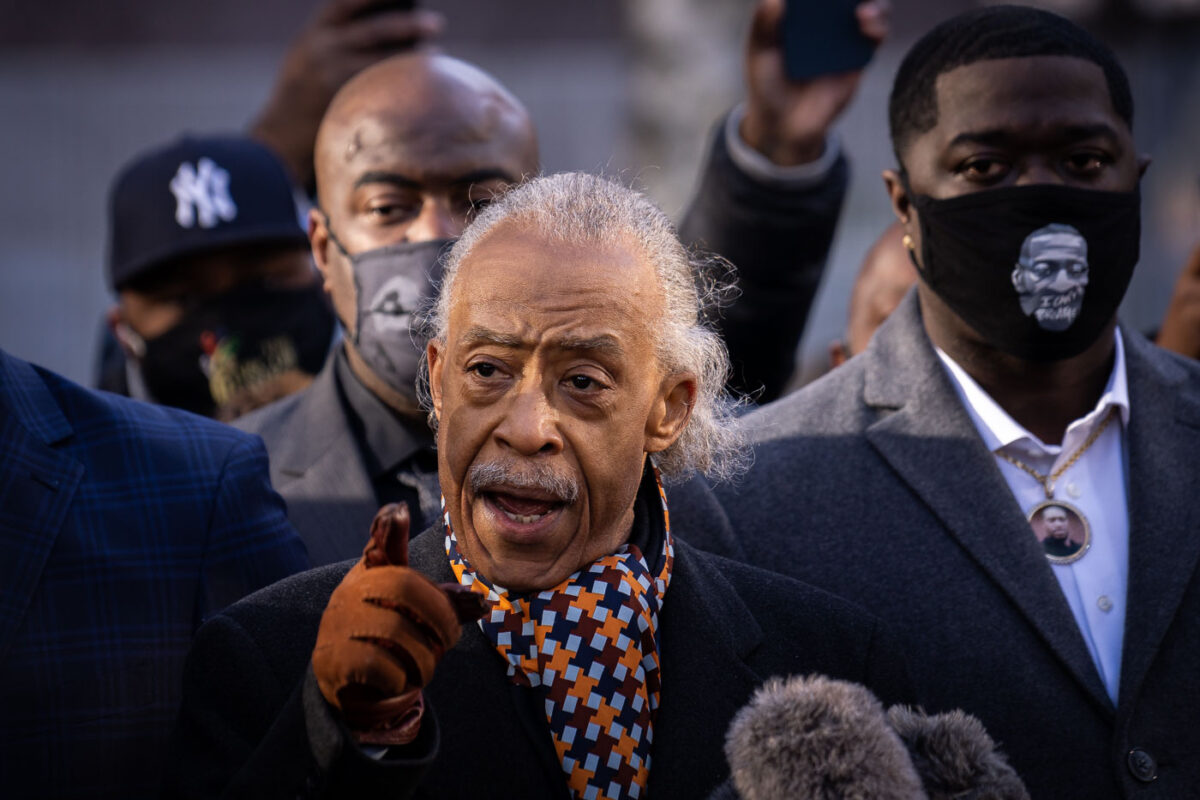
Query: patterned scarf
[[445, 467, 674, 800]]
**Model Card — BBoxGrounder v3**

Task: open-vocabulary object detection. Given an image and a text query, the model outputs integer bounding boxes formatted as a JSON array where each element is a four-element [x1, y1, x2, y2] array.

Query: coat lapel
[[860, 294, 1112, 713], [648, 540, 764, 797], [270, 363, 379, 560], [0, 353, 83, 662], [1117, 331, 1200, 706]]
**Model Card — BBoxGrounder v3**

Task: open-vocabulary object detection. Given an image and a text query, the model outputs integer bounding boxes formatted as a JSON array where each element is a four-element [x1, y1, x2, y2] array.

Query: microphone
[[886, 706, 1030, 800], [724, 674, 1029, 800], [725, 674, 925, 800]]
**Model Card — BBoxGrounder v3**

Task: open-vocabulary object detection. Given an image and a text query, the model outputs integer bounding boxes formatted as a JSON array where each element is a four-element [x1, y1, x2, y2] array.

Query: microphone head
[[886, 706, 1030, 800], [725, 674, 926, 800]]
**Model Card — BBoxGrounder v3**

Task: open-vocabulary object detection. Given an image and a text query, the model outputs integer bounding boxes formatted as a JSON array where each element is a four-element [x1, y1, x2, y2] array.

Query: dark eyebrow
[[556, 334, 625, 358], [947, 123, 1122, 149], [461, 327, 524, 348], [353, 171, 420, 191]]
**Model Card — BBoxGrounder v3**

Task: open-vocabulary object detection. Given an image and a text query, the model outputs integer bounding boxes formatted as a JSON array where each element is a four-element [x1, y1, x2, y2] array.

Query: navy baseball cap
[[106, 134, 309, 290]]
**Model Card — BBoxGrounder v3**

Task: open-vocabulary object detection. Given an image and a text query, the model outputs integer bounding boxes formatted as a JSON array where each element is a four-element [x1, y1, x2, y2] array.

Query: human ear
[[427, 339, 445, 422], [308, 208, 333, 289], [644, 373, 697, 454], [882, 169, 911, 225]]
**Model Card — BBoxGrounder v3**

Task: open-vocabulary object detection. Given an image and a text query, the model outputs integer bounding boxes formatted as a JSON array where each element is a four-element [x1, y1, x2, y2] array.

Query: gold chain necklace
[[996, 408, 1117, 499], [995, 408, 1117, 565]]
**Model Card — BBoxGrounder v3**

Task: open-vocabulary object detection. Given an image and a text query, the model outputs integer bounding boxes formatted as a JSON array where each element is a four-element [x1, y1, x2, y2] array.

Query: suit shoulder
[[39, 366, 255, 454], [232, 386, 307, 440], [742, 359, 870, 443]]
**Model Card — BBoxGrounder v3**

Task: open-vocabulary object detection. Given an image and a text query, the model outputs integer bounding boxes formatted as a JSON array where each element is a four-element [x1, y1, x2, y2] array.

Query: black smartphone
[[782, 0, 876, 82]]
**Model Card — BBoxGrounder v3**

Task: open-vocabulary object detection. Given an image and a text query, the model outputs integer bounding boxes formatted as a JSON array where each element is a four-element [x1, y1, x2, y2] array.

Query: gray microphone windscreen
[[725, 674, 926, 800]]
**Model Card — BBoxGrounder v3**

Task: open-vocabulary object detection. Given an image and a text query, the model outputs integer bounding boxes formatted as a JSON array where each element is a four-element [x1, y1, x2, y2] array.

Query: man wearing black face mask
[[672, 6, 1200, 797], [101, 135, 335, 421], [235, 53, 540, 567]]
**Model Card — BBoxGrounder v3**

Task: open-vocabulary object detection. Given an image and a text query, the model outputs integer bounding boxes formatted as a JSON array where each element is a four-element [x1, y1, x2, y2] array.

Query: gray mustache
[[468, 461, 580, 504]]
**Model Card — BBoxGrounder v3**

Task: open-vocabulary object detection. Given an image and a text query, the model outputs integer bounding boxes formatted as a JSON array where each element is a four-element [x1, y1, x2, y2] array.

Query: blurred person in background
[[679, 0, 889, 401], [828, 221, 917, 369], [98, 134, 335, 421], [1155, 240, 1200, 359], [235, 51, 539, 567]]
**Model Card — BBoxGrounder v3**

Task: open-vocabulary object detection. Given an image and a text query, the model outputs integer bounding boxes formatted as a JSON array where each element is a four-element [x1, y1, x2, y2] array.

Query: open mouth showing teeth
[[487, 492, 564, 525]]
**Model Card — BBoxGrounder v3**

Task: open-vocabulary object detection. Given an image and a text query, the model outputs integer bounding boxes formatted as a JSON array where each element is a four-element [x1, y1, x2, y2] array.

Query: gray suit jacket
[[673, 291, 1200, 799], [234, 353, 440, 567]]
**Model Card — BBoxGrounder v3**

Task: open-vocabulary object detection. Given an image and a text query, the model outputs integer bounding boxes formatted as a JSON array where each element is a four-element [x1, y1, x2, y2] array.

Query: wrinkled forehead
[[446, 226, 659, 339], [326, 110, 525, 181]]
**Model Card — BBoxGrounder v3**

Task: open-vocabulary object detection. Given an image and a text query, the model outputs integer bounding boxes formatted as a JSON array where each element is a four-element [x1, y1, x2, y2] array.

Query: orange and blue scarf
[[445, 468, 674, 799]]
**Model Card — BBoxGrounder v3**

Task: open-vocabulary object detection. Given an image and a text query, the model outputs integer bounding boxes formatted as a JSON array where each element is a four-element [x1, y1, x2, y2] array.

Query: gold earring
[[902, 234, 915, 252]]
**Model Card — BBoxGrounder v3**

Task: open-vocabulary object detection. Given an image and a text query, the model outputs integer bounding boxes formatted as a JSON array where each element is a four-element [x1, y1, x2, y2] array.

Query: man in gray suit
[[675, 6, 1200, 798], [236, 52, 538, 566], [238, 2, 883, 565]]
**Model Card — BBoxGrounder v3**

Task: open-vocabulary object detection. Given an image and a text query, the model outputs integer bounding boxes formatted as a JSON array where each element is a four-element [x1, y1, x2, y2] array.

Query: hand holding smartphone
[[782, 0, 877, 81]]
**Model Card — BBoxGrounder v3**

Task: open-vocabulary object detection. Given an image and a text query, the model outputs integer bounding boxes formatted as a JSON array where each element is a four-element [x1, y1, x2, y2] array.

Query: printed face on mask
[[883, 55, 1149, 361], [1012, 224, 1089, 332]]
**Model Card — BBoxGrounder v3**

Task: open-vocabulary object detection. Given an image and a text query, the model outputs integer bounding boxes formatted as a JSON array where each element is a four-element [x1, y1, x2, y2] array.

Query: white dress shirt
[[936, 331, 1130, 704]]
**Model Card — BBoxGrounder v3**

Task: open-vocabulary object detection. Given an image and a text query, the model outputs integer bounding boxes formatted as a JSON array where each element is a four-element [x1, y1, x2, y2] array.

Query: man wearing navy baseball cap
[[98, 133, 335, 420]]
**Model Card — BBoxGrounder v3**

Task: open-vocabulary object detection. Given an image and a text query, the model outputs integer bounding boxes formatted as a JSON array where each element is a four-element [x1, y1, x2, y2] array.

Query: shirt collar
[[935, 327, 1130, 455], [333, 345, 433, 477]]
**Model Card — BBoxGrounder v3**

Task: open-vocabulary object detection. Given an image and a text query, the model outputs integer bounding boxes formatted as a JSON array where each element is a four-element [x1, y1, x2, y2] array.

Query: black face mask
[[908, 183, 1140, 361], [137, 281, 334, 418]]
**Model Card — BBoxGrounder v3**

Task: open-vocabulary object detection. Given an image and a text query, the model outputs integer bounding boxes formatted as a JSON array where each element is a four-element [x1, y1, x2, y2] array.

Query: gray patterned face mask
[[341, 237, 453, 401]]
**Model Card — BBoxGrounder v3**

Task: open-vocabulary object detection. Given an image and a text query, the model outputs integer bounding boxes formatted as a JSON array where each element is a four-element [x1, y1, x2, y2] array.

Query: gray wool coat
[[671, 291, 1200, 799]]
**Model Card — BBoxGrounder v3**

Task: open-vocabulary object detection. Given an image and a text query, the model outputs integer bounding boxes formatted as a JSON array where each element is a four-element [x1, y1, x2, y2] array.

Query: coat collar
[[859, 293, 1113, 713]]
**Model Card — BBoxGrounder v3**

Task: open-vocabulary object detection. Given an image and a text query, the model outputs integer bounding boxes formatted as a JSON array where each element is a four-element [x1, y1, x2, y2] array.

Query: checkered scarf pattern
[[444, 469, 674, 800]]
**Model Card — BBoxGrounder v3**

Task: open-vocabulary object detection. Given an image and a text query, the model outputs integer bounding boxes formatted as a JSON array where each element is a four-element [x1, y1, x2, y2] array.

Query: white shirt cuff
[[724, 103, 841, 189]]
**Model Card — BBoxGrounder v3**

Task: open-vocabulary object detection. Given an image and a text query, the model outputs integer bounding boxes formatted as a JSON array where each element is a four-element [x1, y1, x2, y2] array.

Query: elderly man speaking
[[165, 173, 910, 799]]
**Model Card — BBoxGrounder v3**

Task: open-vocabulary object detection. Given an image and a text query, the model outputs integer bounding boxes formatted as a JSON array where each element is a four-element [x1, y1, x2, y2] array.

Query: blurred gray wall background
[[1, 0, 1197, 389]]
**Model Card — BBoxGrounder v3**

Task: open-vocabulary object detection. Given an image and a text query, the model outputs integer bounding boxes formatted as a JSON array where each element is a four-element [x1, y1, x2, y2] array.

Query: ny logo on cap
[[169, 157, 238, 229]]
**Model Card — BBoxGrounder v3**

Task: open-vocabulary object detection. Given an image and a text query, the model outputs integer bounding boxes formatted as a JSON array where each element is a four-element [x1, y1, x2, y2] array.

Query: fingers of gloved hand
[[314, 565, 465, 706], [362, 502, 411, 568], [352, 566, 465, 653], [314, 636, 420, 710]]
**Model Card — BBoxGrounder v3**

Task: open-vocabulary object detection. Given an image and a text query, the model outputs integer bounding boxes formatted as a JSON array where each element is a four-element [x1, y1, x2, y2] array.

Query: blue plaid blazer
[[0, 349, 308, 798]]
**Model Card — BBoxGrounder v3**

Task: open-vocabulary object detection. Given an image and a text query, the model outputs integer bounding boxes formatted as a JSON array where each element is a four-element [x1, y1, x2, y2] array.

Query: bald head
[[306, 52, 539, 414], [313, 52, 539, 251]]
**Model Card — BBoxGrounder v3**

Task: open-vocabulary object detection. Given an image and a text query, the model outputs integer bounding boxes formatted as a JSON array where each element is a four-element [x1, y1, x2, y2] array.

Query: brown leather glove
[[312, 503, 487, 745]]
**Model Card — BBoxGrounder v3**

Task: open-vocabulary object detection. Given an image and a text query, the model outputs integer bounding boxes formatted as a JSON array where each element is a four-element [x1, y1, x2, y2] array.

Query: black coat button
[[1127, 749, 1158, 782]]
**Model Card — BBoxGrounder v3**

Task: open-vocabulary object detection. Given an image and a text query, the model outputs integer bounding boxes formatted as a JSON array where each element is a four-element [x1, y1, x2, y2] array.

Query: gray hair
[[417, 172, 746, 483]]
